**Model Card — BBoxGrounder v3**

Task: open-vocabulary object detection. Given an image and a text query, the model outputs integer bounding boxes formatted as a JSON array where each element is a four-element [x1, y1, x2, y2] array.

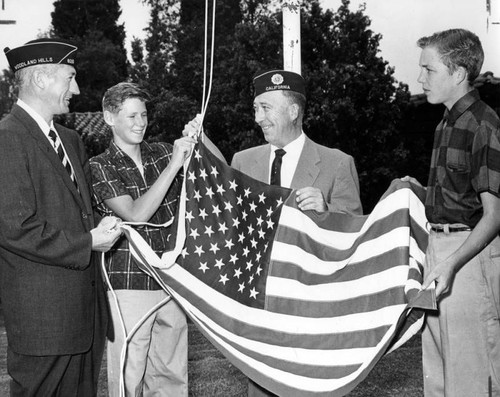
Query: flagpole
[[282, 0, 301, 74]]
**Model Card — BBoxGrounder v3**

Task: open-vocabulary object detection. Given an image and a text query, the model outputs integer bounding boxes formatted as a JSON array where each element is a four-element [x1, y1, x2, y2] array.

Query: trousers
[[107, 289, 188, 397], [422, 231, 500, 397]]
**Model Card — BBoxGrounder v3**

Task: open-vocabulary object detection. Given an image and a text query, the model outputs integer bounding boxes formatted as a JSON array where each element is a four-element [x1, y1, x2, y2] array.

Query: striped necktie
[[48, 129, 79, 190]]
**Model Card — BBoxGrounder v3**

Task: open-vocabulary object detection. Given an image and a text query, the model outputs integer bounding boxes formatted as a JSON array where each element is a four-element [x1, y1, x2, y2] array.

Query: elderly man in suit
[[0, 38, 122, 396], [232, 69, 362, 215], [231, 70, 362, 396]]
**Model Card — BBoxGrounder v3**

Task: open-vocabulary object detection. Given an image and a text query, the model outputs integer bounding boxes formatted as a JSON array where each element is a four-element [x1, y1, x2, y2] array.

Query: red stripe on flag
[[124, 141, 433, 396]]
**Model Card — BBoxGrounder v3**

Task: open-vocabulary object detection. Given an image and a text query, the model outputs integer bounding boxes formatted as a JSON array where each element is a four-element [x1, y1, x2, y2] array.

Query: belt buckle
[[430, 224, 470, 233]]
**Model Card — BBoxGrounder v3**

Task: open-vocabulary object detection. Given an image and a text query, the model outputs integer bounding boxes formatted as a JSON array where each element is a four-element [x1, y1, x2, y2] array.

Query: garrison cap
[[253, 69, 306, 97], [4, 38, 78, 72]]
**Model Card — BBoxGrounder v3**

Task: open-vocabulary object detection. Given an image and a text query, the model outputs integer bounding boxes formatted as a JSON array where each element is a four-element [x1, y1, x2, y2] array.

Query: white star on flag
[[123, 141, 435, 397]]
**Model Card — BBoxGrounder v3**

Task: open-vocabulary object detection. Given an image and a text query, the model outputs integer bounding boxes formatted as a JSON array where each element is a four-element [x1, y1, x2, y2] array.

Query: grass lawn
[[0, 310, 423, 396]]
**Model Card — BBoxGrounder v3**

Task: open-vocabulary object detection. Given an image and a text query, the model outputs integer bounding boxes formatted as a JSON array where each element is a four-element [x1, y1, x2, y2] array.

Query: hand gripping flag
[[122, 141, 435, 397]]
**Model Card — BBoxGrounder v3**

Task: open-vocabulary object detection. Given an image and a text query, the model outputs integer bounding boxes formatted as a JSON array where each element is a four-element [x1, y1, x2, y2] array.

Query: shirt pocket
[[446, 148, 471, 173]]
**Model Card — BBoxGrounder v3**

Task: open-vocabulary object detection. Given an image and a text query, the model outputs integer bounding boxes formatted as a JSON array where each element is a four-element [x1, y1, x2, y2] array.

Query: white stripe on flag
[[160, 263, 408, 335], [167, 282, 407, 394], [266, 266, 410, 301], [278, 188, 426, 249], [271, 227, 414, 275]]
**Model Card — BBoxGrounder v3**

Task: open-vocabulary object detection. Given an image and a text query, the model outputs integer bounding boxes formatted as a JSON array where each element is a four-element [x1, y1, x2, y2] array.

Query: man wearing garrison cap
[[232, 70, 362, 396], [232, 70, 362, 215], [0, 38, 121, 395]]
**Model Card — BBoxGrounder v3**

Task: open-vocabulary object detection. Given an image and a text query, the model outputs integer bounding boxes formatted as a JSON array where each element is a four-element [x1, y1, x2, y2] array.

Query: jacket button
[[91, 280, 96, 286], [82, 212, 88, 219]]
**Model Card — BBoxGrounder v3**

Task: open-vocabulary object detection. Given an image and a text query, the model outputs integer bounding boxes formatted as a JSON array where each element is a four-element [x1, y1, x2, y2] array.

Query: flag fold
[[123, 141, 432, 397]]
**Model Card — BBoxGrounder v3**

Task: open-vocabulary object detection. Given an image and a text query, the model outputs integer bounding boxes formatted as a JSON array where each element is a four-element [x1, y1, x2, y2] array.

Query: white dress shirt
[[17, 99, 76, 168], [269, 132, 305, 188]]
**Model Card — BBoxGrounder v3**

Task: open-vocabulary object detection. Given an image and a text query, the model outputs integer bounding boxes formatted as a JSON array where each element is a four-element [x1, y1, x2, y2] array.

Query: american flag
[[123, 141, 435, 397]]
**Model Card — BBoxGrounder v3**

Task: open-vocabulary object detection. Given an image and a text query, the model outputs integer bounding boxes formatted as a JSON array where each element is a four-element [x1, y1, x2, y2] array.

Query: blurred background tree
[[51, 0, 129, 111], [2, 0, 498, 211], [0, 69, 16, 120], [131, 0, 411, 211]]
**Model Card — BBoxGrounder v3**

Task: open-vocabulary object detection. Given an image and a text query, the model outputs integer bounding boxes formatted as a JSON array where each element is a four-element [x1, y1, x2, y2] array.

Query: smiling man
[[0, 38, 122, 396], [231, 70, 362, 397], [402, 29, 500, 396], [231, 69, 362, 216], [90, 82, 196, 396]]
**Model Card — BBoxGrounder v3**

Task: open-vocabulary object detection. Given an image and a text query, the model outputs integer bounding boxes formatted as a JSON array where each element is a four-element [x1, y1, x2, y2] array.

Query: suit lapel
[[291, 136, 320, 190], [57, 129, 92, 211], [254, 145, 272, 183], [12, 106, 86, 208]]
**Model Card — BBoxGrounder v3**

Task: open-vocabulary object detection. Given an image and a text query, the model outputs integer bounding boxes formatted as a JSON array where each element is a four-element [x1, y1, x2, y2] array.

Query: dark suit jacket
[[0, 104, 108, 356], [231, 135, 363, 215]]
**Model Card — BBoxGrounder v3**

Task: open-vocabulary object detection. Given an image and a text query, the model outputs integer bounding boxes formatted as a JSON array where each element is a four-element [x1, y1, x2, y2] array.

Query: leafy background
[[0, 0, 498, 211]]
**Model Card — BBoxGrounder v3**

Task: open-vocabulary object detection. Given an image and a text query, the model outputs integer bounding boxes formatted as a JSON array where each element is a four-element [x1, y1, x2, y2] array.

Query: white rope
[[100, 253, 127, 397], [101, 1, 218, 394], [101, 220, 174, 396], [121, 219, 174, 228], [201, 0, 209, 116], [196, 0, 217, 137], [101, 252, 172, 397]]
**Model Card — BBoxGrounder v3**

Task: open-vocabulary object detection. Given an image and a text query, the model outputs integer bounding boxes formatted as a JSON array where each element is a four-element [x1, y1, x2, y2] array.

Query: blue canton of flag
[[178, 145, 291, 308]]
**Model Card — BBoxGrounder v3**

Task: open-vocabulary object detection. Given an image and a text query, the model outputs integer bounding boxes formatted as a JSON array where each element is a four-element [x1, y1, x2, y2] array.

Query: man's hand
[[170, 136, 196, 170], [401, 175, 423, 188], [295, 187, 327, 212], [182, 114, 203, 138], [422, 259, 457, 299], [182, 113, 227, 164], [91, 216, 122, 252]]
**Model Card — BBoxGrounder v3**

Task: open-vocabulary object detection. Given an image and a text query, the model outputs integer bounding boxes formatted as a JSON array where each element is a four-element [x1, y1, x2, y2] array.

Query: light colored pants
[[422, 231, 500, 397], [107, 289, 188, 397]]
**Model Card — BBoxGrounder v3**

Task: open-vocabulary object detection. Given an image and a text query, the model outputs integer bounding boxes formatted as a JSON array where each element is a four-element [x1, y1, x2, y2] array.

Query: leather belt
[[430, 225, 471, 233]]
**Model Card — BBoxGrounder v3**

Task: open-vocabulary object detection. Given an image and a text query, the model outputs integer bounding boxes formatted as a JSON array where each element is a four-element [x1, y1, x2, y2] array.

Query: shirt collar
[[17, 99, 54, 136], [108, 139, 154, 161], [271, 131, 306, 157], [445, 89, 480, 125]]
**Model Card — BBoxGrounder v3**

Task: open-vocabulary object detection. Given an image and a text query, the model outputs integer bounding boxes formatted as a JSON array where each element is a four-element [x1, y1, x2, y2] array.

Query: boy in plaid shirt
[[403, 29, 500, 396], [91, 82, 196, 396]]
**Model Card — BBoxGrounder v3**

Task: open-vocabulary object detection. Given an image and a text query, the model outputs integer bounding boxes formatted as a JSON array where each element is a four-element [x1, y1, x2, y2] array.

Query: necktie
[[270, 148, 286, 186], [48, 129, 79, 190]]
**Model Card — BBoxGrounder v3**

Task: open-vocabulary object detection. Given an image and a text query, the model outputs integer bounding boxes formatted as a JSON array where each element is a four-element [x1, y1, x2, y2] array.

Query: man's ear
[[288, 103, 299, 123], [103, 110, 115, 127], [32, 69, 47, 90]]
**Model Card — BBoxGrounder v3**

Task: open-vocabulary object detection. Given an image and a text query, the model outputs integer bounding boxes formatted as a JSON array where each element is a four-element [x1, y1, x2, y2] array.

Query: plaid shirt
[[90, 140, 181, 290], [425, 89, 500, 228]]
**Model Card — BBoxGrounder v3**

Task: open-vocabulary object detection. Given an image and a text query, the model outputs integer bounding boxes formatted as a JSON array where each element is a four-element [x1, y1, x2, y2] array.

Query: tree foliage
[[1, 0, 496, 214], [51, 0, 129, 111], [300, 1, 412, 210], [131, 0, 412, 211], [0, 69, 16, 119]]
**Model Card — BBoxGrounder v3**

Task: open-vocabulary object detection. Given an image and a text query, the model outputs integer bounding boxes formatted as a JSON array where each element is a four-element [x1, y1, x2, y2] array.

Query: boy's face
[[417, 46, 462, 110], [106, 97, 147, 148]]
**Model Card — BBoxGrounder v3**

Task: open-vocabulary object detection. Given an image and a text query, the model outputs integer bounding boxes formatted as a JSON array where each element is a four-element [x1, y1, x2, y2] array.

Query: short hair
[[15, 64, 60, 92], [102, 82, 151, 113], [417, 28, 484, 83], [281, 90, 306, 123]]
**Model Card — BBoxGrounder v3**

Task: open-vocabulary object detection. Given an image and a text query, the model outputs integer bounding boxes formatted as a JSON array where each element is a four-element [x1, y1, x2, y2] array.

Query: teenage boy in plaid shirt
[[402, 29, 500, 396], [91, 82, 196, 396]]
